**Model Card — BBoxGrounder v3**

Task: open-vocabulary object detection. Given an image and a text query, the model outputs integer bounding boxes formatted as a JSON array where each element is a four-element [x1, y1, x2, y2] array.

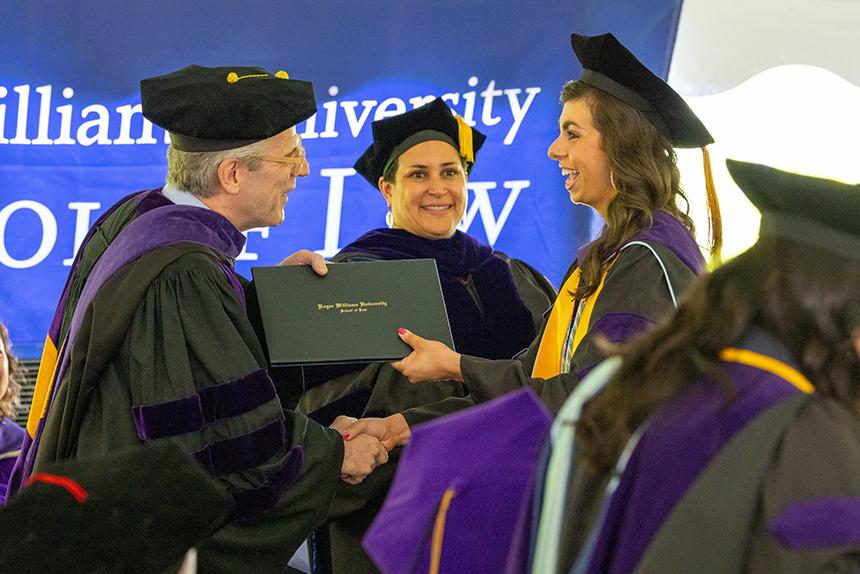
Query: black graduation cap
[[571, 32, 722, 259], [141, 64, 317, 152], [0, 443, 231, 574], [726, 159, 860, 261], [571, 33, 712, 148], [354, 98, 487, 186]]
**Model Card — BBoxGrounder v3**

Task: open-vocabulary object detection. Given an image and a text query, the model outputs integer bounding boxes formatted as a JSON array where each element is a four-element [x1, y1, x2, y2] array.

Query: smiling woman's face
[[379, 140, 467, 240], [547, 97, 617, 218]]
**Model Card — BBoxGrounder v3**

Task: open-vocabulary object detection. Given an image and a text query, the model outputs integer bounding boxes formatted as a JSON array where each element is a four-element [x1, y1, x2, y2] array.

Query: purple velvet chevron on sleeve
[[770, 497, 860, 549], [131, 369, 276, 440], [590, 312, 653, 344], [229, 445, 305, 521], [192, 419, 286, 477]]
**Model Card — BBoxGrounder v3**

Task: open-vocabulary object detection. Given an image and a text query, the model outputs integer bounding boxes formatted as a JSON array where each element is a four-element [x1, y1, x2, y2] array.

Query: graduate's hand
[[341, 434, 388, 485], [391, 328, 463, 383], [329, 415, 358, 434], [278, 249, 328, 276], [342, 413, 411, 451]]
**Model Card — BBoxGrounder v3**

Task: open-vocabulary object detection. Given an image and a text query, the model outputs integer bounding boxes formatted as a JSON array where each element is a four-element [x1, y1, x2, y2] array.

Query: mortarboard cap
[[571, 33, 712, 149], [141, 64, 317, 152], [354, 98, 487, 186], [571, 32, 722, 260], [726, 159, 860, 261], [0, 443, 231, 574], [363, 388, 552, 574]]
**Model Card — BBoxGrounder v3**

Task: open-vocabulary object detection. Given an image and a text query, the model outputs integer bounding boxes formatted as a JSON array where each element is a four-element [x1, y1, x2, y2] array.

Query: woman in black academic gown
[[523, 160, 860, 574], [373, 33, 722, 413], [300, 98, 556, 573], [300, 97, 555, 434]]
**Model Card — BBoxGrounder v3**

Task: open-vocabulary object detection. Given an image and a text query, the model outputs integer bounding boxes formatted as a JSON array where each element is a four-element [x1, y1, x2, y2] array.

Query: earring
[[609, 170, 618, 190], [385, 210, 394, 228]]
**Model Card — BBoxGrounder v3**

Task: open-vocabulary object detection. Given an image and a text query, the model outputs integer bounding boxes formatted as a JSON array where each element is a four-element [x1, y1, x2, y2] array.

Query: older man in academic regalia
[[5, 65, 388, 573]]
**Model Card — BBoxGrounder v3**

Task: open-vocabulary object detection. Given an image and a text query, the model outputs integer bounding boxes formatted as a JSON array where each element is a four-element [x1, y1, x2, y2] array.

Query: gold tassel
[[702, 146, 723, 265], [429, 487, 457, 574], [455, 115, 474, 165]]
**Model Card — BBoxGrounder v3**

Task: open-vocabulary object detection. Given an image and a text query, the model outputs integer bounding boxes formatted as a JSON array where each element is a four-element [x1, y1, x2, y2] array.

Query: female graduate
[[375, 33, 722, 413], [300, 97, 555, 430], [0, 321, 25, 503], [299, 98, 556, 574], [527, 160, 860, 574]]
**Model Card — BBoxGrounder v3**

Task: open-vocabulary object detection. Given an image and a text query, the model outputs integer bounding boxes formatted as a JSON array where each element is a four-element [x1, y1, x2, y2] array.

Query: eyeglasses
[[248, 145, 308, 174]]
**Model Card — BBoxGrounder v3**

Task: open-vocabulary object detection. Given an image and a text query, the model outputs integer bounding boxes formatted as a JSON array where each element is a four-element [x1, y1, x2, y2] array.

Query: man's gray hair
[[166, 139, 270, 198]]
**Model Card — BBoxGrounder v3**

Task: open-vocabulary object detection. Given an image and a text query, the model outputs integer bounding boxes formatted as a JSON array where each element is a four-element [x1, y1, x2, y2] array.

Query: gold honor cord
[[429, 487, 457, 574]]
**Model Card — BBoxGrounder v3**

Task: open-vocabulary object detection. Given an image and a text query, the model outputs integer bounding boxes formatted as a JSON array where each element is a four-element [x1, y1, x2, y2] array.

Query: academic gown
[[8, 192, 344, 574], [298, 228, 556, 426], [526, 327, 860, 574], [461, 211, 705, 414], [297, 228, 556, 574], [0, 418, 25, 503]]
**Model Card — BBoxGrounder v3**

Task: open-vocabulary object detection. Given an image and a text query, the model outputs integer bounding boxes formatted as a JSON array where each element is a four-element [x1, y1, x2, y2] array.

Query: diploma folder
[[252, 259, 454, 366]]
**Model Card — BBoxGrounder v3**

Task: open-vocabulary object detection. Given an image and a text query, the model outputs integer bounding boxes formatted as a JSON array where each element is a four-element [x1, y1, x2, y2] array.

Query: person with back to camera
[[298, 98, 556, 573], [342, 32, 723, 420], [523, 160, 860, 574], [0, 321, 25, 504]]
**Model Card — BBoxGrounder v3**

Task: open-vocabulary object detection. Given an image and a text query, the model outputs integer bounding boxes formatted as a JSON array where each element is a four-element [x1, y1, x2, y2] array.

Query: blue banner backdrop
[[0, 1, 681, 353]]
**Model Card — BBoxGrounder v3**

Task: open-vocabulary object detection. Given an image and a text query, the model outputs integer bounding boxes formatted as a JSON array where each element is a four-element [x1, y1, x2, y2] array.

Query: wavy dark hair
[[0, 321, 22, 418], [561, 81, 695, 300], [577, 238, 860, 470]]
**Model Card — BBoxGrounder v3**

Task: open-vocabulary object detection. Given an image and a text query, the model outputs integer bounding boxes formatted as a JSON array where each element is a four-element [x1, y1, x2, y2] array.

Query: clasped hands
[[281, 252, 461, 481], [330, 413, 411, 485]]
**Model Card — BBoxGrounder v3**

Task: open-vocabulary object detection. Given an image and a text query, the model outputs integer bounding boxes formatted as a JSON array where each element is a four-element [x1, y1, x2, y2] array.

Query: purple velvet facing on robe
[[770, 498, 860, 550], [10, 202, 247, 493], [340, 228, 536, 361], [576, 211, 705, 275], [45, 189, 170, 343], [584, 362, 803, 574], [132, 369, 276, 441], [589, 313, 653, 345]]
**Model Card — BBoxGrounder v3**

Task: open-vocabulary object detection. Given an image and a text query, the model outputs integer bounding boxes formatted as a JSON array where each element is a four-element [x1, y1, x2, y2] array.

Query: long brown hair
[[577, 238, 860, 470], [0, 321, 22, 418], [561, 81, 695, 300]]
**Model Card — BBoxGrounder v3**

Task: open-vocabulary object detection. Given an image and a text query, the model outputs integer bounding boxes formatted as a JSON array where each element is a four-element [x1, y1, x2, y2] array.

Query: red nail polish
[[342, 433, 350, 439], [398, 328, 406, 335]]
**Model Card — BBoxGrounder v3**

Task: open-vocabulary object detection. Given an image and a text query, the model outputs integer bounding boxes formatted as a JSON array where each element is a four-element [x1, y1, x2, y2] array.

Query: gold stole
[[531, 258, 617, 379]]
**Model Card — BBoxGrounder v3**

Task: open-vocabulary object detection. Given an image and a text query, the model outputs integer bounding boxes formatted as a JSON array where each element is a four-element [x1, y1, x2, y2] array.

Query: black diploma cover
[[252, 259, 454, 365]]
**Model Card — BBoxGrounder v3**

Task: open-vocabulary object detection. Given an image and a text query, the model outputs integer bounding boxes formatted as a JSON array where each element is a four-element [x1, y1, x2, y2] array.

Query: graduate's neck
[[198, 193, 250, 232]]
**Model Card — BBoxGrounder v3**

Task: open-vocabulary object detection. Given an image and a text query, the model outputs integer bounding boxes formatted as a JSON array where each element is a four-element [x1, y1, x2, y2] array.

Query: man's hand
[[340, 434, 388, 485], [391, 328, 463, 383], [342, 413, 411, 451], [277, 249, 328, 276], [329, 415, 358, 434]]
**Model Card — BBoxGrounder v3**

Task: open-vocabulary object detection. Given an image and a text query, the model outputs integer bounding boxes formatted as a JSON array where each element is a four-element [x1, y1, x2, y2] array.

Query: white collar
[[162, 184, 210, 210]]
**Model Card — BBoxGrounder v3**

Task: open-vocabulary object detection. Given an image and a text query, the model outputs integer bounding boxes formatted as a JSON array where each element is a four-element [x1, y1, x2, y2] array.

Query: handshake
[[329, 413, 412, 485]]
